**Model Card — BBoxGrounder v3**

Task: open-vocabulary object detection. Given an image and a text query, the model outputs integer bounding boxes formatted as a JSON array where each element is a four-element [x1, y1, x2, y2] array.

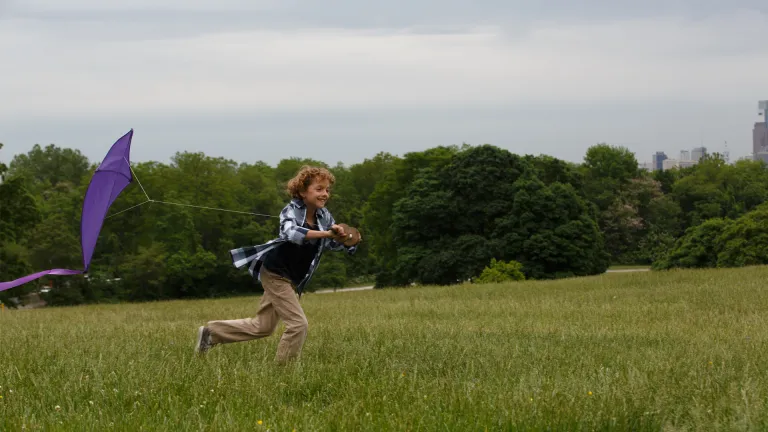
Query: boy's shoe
[[194, 326, 214, 355]]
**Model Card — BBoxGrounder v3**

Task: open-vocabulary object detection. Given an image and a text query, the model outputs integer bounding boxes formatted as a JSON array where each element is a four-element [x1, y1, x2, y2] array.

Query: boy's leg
[[259, 269, 309, 364], [204, 287, 279, 345]]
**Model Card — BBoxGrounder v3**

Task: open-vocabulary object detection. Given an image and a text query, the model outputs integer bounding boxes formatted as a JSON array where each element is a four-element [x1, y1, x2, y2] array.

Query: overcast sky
[[2, 0, 767, 168]]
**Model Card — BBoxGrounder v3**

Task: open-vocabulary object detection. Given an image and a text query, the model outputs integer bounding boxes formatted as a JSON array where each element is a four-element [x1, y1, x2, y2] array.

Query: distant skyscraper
[[756, 101, 768, 161], [691, 147, 707, 161], [653, 151, 667, 171], [754, 122, 768, 157], [680, 150, 690, 161]]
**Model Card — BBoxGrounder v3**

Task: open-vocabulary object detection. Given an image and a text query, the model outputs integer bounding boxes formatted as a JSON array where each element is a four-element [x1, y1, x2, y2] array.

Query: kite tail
[[0, 269, 83, 292]]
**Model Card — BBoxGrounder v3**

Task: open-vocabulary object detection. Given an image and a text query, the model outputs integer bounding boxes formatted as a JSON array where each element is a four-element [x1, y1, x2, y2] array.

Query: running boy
[[194, 165, 359, 363]]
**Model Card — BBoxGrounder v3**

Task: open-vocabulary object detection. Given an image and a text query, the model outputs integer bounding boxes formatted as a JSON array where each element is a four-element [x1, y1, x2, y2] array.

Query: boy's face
[[301, 177, 331, 209]]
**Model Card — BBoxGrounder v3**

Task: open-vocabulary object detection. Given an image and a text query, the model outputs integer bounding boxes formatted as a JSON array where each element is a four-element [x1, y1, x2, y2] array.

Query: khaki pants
[[206, 267, 308, 364]]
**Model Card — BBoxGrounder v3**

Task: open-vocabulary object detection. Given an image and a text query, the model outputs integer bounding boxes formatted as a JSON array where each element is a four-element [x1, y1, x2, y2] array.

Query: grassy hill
[[2, 266, 768, 430]]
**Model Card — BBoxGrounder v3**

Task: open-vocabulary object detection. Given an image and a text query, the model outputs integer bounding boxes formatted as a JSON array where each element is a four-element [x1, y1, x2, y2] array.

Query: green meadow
[[2, 267, 768, 431]]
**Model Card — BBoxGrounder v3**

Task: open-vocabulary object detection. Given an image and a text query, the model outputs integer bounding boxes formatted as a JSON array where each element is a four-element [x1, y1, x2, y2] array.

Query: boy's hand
[[329, 223, 362, 246], [329, 224, 347, 241]]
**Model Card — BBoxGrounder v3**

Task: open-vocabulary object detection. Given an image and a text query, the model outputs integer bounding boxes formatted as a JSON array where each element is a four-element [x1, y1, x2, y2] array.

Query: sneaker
[[194, 326, 213, 355]]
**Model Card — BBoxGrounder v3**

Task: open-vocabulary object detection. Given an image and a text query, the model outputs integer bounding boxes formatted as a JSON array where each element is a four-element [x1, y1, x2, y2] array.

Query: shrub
[[476, 258, 525, 284]]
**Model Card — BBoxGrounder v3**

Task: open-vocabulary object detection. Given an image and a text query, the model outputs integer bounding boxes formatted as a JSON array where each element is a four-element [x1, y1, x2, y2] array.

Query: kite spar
[[0, 129, 135, 292]]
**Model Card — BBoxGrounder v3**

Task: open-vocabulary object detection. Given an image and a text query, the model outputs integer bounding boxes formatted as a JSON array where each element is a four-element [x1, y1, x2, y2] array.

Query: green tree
[[652, 218, 731, 270], [349, 152, 399, 202], [161, 152, 249, 252], [0, 143, 7, 180], [0, 143, 43, 306], [8, 144, 90, 193], [0, 242, 35, 307], [493, 174, 610, 279], [362, 146, 460, 286], [524, 154, 584, 192], [667, 155, 768, 229], [579, 143, 647, 263], [581, 143, 639, 211], [651, 168, 680, 194], [164, 247, 220, 298], [601, 175, 684, 264], [387, 145, 608, 286], [235, 161, 283, 218], [384, 145, 526, 286], [117, 243, 168, 302], [715, 204, 768, 268], [0, 176, 41, 243], [309, 253, 348, 290]]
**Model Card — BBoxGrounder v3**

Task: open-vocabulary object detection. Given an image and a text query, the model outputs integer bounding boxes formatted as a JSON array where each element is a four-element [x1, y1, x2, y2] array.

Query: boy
[[194, 165, 359, 364]]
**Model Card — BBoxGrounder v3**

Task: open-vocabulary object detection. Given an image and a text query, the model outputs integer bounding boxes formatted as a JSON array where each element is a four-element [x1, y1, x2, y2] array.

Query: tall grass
[[2, 266, 768, 431]]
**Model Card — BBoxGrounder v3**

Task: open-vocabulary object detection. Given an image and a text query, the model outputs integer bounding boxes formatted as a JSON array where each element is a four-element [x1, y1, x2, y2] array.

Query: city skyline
[[640, 99, 766, 170]]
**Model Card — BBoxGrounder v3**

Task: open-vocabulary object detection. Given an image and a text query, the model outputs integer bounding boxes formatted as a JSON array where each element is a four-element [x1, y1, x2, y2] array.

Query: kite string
[[124, 157, 151, 202], [148, 199, 278, 218], [105, 200, 151, 219], [106, 158, 280, 219]]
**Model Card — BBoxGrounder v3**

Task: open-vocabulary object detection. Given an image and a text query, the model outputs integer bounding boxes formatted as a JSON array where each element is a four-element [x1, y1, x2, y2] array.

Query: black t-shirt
[[262, 220, 321, 286]]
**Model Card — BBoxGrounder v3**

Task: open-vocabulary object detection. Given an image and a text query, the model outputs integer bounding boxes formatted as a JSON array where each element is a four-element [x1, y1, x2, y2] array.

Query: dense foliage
[[2, 139, 767, 307], [475, 258, 526, 284]]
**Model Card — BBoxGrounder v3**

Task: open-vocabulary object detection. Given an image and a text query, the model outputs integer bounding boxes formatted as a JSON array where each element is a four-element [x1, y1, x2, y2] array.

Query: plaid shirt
[[230, 198, 357, 296]]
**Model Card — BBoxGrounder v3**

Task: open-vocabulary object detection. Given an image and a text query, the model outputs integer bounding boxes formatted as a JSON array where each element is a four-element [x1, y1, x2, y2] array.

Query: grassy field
[[607, 265, 651, 270], [2, 267, 768, 431]]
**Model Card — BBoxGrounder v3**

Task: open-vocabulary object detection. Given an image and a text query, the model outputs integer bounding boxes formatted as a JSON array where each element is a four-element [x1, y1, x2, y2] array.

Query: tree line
[[2, 140, 768, 307]]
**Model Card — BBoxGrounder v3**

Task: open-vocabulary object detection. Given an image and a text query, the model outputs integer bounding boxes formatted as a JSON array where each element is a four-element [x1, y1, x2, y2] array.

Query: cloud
[[2, 8, 767, 120], [13, 0, 280, 12], [11, 0, 768, 23]]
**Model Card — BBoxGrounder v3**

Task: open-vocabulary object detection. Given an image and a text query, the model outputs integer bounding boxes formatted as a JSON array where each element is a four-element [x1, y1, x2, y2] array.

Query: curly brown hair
[[286, 165, 336, 199]]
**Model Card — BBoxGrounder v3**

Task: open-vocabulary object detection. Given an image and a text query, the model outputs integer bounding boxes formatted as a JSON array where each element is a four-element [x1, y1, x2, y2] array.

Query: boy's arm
[[279, 204, 312, 245], [279, 204, 343, 244]]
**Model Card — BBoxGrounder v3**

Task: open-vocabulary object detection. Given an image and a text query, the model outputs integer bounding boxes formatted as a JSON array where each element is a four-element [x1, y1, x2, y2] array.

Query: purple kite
[[0, 129, 134, 292]]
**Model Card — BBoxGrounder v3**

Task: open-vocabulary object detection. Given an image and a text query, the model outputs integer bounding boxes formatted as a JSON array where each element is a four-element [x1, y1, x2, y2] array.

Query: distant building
[[661, 158, 697, 171], [755, 152, 768, 164], [691, 147, 707, 161], [638, 161, 653, 171], [754, 122, 767, 159], [662, 159, 679, 170], [652, 152, 668, 171], [680, 150, 690, 161]]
